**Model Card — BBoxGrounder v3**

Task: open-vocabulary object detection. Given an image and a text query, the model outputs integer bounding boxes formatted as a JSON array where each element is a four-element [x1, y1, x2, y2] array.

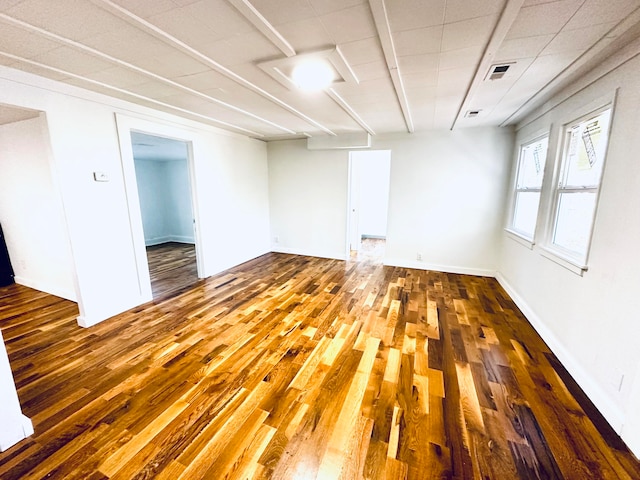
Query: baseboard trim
[[145, 236, 195, 246], [0, 414, 33, 452], [383, 257, 495, 277], [271, 246, 346, 261], [76, 293, 153, 328], [14, 276, 77, 302], [495, 271, 625, 433]]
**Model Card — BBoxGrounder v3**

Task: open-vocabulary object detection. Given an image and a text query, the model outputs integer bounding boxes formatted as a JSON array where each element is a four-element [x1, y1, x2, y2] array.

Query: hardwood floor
[[146, 242, 198, 298], [0, 252, 639, 479]]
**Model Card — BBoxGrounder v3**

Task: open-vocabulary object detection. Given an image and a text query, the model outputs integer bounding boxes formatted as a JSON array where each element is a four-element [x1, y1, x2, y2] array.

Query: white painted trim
[[495, 271, 625, 433], [384, 257, 495, 277], [504, 229, 535, 249], [92, 0, 334, 135], [0, 414, 33, 452], [145, 236, 196, 247], [506, 6, 640, 128], [450, 0, 525, 130], [14, 276, 77, 302], [76, 292, 152, 328], [271, 246, 346, 261], [368, 0, 414, 133], [0, 12, 292, 136], [537, 246, 587, 276], [225, 0, 296, 57]]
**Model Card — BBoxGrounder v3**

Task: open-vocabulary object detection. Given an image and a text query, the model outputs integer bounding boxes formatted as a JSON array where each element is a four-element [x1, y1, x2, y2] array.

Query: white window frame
[[505, 133, 550, 247], [542, 103, 614, 273]]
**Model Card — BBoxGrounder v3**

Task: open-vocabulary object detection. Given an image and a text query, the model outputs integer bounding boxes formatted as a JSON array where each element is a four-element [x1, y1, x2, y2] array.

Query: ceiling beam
[[225, 0, 296, 57], [450, 0, 525, 130], [90, 0, 335, 136], [0, 13, 296, 135], [368, 0, 414, 133], [0, 51, 263, 137], [326, 88, 376, 135]]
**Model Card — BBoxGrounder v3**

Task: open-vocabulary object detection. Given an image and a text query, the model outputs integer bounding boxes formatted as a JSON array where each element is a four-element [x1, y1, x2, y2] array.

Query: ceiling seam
[[368, 0, 414, 134], [501, 5, 640, 127], [0, 51, 263, 137], [449, 0, 525, 130], [225, 0, 296, 57], [89, 0, 336, 136], [326, 88, 375, 135], [0, 13, 297, 135]]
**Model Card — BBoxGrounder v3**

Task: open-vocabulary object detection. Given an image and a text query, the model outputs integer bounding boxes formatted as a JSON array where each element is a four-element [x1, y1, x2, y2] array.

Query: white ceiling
[[0, 0, 639, 140]]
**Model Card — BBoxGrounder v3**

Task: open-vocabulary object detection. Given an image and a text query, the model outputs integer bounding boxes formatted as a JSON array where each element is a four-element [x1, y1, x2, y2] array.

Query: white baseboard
[[0, 414, 33, 452], [495, 272, 625, 434], [271, 245, 346, 261], [145, 236, 195, 246], [14, 276, 77, 302], [384, 257, 495, 277], [76, 292, 153, 328]]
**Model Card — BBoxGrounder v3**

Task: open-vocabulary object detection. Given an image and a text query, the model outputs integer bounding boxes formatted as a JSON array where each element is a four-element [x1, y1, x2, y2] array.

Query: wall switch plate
[[93, 171, 109, 182]]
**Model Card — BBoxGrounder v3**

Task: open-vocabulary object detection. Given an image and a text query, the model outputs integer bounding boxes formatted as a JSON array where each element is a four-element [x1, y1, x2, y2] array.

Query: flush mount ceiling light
[[257, 47, 359, 93], [291, 59, 334, 91]]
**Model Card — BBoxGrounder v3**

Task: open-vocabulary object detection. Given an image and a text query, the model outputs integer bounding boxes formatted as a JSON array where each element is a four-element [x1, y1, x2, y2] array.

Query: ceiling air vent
[[486, 63, 514, 81], [465, 110, 482, 118]]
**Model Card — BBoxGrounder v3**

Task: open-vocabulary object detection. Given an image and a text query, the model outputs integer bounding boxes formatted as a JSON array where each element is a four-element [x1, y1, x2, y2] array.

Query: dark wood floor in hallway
[[0, 252, 638, 479], [146, 242, 198, 298]]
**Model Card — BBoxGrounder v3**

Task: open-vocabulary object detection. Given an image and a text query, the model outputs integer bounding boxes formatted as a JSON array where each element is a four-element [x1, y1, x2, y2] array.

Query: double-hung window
[[509, 135, 549, 241], [549, 106, 612, 266]]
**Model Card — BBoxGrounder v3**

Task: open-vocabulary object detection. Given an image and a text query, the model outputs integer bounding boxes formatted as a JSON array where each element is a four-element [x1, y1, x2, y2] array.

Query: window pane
[[563, 109, 611, 187], [517, 137, 548, 189], [513, 192, 541, 238], [553, 192, 597, 257]]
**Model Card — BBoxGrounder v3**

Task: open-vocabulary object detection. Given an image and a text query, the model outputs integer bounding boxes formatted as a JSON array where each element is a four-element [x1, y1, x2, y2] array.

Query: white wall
[[0, 329, 33, 451], [268, 140, 348, 260], [134, 158, 195, 246], [497, 47, 640, 456], [0, 115, 76, 301], [268, 128, 514, 274], [0, 65, 270, 327], [380, 128, 513, 275], [352, 150, 390, 238], [166, 159, 195, 243]]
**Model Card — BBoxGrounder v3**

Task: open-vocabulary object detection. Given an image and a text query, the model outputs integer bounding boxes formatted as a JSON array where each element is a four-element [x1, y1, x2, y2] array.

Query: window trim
[[505, 132, 550, 243], [543, 101, 615, 271]]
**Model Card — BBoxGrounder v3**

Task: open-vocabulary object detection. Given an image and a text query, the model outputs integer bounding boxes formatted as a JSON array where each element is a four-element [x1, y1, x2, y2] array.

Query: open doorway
[[130, 132, 199, 298], [347, 150, 391, 262]]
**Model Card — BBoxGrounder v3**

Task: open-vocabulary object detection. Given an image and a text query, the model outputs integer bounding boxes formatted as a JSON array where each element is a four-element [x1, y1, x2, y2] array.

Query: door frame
[[115, 114, 205, 301], [345, 149, 392, 259]]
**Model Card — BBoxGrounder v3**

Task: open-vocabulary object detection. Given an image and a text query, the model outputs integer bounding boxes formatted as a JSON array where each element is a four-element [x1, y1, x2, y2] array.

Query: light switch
[[93, 171, 109, 182]]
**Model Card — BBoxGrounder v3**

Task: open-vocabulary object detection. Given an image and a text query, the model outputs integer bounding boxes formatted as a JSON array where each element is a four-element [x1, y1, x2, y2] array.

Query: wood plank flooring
[[146, 242, 198, 298], [0, 252, 639, 479]]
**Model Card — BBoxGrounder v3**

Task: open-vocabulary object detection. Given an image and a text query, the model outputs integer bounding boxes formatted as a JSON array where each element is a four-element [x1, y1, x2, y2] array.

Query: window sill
[[538, 246, 588, 276], [504, 229, 535, 250]]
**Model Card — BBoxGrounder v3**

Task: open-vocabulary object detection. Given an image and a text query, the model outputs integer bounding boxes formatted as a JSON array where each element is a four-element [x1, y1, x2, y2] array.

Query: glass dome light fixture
[[291, 59, 334, 91]]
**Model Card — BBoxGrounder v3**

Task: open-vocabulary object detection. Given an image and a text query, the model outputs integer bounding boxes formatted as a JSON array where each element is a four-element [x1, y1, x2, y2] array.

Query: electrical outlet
[[416, 252, 423, 261], [274, 236, 279, 244]]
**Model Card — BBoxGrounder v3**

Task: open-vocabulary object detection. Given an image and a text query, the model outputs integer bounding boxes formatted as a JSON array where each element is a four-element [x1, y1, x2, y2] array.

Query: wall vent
[[487, 63, 514, 80], [465, 110, 482, 118]]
